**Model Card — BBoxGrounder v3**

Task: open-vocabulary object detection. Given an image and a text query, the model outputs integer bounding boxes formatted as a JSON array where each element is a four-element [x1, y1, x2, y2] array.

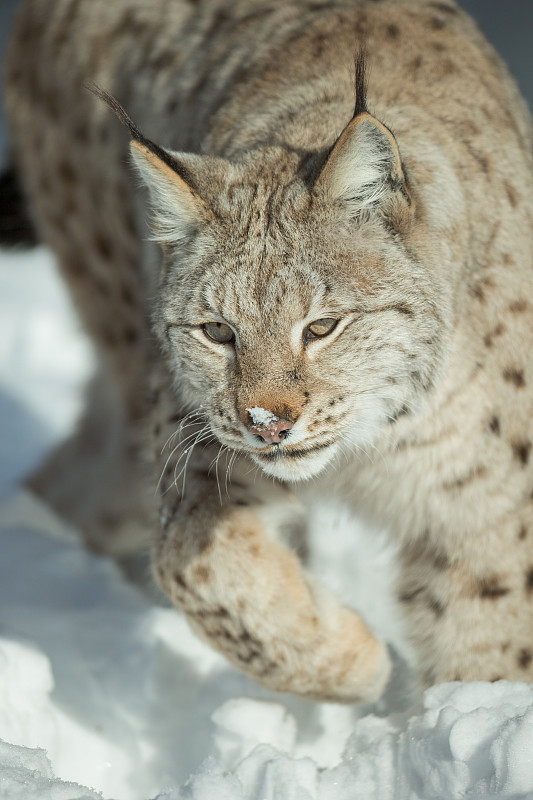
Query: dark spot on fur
[[389, 404, 411, 424], [525, 567, 533, 593], [501, 642, 510, 653], [518, 648, 532, 669], [503, 253, 514, 267], [124, 327, 138, 344], [429, 16, 446, 29], [509, 299, 527, 313], [121, 286, 136, 306], [503, 368, 526, 388], [512, 440, 531, 466], [518, 526, 528, 541], [386, 23, 400, 38], [469, 277, 495, 303], [193, 565, 211, 584], [57, 159, 76, 186], [73, 122, 89, 144], [312, 32, 327, 59], [504, 181, 519, 208], [153, 423, 161, 437], [190, 605, 229, 621], [409, 55, 423, 71], [475, 152, 490, 174], [399, 587, 424, 603], [479, 576, 510, 599], [392, 303, 414, 316], [94, 233, 113, 261], [428, 595, 445, 617], [443, 466, 487, 491], [484, 324, 505, 347], [488, 416, 501, 435], [433, 552, 450, 571], [173, 572, 187, 590]]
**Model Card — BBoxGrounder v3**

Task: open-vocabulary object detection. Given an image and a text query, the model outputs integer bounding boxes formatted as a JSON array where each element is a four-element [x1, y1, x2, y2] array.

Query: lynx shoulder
[[5, 0, 533, 700]]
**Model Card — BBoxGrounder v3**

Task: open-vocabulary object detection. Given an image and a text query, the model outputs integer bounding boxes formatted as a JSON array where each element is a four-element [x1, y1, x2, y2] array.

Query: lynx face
[[81, 88, 442, 482], [152, 164, 443, 482]]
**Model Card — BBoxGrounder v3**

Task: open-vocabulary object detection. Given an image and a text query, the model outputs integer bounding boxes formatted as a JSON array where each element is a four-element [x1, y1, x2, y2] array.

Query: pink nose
[[249, 417, 293, 445]]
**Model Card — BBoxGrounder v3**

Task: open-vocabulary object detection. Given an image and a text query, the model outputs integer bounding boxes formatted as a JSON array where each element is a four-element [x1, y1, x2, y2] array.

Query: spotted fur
[[5, 0, 533, 701]]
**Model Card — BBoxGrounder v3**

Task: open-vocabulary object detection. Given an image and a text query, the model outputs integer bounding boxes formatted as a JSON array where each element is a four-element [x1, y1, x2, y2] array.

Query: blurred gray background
[[1, 1, 532, 159]]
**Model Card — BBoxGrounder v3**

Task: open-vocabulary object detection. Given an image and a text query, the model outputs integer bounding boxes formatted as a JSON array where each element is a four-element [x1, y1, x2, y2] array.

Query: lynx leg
[[5, 28, 153, 553], [28, 360, 153, 556], [150, 390, 390, 703], [398, 516, 533, 686]]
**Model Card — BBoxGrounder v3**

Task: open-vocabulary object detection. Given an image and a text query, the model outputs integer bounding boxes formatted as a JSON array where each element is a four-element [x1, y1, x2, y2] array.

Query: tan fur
[[5, 0, 533, 701]]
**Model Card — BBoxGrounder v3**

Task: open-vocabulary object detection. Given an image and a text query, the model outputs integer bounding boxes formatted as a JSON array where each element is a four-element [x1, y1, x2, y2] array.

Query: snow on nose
[[246, 406, 293, 444]]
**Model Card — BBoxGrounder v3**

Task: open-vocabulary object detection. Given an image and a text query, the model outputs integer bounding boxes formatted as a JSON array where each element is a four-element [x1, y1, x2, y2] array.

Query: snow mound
[[0, 738, 102, 800], [171, 682, 533, 800]]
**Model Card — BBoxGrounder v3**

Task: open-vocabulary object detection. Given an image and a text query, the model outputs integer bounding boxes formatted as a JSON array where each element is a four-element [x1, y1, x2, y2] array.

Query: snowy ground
[[1, 244, 533, 799]]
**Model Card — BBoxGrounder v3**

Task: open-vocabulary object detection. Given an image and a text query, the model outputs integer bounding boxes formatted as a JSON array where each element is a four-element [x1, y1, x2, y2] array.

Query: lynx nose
[[247, 407, 293, 444]]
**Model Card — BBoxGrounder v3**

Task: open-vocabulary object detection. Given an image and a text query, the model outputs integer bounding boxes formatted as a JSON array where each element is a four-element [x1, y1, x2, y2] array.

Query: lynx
[[5, 0, 533, 703]]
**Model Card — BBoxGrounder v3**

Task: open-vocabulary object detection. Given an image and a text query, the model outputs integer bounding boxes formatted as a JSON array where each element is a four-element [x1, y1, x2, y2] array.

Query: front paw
[[152, 504, 390, 703]]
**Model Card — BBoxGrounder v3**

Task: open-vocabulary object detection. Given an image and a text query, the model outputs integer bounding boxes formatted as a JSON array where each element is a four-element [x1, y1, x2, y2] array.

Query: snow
[[1, 244, 533, 799], [246, 407, 279, 427]]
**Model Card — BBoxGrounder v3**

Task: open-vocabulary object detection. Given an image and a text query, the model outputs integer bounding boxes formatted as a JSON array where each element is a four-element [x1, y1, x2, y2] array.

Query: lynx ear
[[130, 142, 213, 243], [316, 111, 413, 229], [86, 84, 212, 243]]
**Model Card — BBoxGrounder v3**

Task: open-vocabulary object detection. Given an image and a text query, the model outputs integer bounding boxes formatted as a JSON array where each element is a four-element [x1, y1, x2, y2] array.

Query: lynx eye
[[305, 318, 338, 340], [202, 321, 235, 344]]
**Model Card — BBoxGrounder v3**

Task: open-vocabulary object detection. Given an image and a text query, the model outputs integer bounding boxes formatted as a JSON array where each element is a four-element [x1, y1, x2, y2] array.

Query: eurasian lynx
[[5, 0, 533, 702]]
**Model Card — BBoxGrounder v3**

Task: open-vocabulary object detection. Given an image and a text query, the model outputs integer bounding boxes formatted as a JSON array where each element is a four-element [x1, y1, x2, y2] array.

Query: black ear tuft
[[84, 82, 188, 179], [84, 82, 143, 141], [352, 47, 369, 120]]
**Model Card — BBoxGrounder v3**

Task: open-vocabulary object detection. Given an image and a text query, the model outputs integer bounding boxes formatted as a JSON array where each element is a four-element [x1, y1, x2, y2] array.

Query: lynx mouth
[[250, 439, 338, 482], [254, 441, 333, 460]]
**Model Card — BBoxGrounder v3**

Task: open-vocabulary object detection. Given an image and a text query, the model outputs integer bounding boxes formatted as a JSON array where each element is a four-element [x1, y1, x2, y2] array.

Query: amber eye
[[202, 321, 235, 344], [305, 318, 338, 340]]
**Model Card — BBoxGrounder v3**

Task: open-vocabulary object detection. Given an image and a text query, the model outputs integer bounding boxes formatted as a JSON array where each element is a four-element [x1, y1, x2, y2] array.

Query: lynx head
[[90, 65, 445, 482]]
